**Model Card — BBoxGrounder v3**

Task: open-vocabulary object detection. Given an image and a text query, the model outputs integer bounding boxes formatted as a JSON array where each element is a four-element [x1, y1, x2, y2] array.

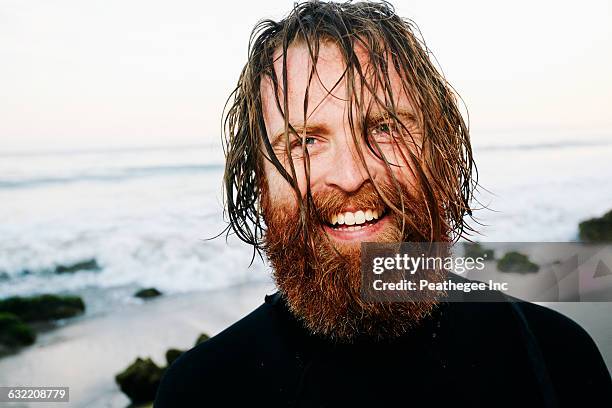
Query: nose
[[324, 136, 370, 193]]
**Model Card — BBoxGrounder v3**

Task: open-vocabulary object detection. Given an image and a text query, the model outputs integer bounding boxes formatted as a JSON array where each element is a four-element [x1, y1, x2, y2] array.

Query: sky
[[1, 0, 611, 152]]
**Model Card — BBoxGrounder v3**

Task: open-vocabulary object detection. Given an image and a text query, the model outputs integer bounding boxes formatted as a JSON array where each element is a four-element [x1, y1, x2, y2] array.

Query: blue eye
[[291, 137, 316, 148], [371, 122, 394, 140], [376, 123, 391, 133]]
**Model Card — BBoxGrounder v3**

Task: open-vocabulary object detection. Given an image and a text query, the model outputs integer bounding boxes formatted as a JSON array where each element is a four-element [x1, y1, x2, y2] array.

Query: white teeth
[[354, 211, 365, 224], [330, 209, 383, 226], [344, 212, 355, 225]]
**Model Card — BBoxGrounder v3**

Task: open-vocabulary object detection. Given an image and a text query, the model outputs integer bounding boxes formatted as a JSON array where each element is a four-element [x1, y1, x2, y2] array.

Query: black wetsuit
[[155, 287, 611, 407]]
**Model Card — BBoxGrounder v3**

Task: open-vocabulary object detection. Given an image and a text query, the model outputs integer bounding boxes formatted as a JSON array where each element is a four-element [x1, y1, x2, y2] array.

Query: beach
[[0, 281, 276, 407]]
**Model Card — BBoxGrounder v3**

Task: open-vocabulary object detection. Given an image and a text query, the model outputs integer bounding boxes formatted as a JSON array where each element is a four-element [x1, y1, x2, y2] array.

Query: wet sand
[[0, 280, 276, 408]]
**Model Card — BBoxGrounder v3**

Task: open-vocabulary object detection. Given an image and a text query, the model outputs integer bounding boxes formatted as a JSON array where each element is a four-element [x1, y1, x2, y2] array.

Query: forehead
[[260, 40, 413, 124]]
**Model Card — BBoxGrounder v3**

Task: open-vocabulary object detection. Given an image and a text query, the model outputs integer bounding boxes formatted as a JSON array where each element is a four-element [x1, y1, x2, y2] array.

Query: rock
[[463, 242, 494, 260], [55, 259, 100, 274], [579, 210, 612, 242], [163, 332, 211, 368], [0, 294, 85, 322], [134, 288, 162, 299], [195, 333, 210, 346], [115, 332, 212, 402], [165, 348, 184, 366], [0, 312, 36, 350], [497, 251, 539, 273], [115, 357, 164, 404]]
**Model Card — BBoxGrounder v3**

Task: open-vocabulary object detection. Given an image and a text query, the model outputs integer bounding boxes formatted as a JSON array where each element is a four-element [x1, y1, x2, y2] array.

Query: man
[[155, 1, 611, 406]]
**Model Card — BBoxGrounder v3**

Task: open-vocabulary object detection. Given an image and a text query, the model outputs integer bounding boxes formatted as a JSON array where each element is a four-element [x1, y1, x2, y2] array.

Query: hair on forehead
[[221, 0, 479, 260]]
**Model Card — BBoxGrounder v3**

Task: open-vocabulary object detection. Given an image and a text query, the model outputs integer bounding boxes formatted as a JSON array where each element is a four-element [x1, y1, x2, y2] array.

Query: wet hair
[[222, 0, 478, 256]]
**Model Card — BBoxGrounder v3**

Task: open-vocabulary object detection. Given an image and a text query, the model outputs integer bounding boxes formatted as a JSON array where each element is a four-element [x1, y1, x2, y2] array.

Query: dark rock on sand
[[195, 333, 210, 346], [0, 312, 36, 351], [463, 242, 494, 260], [115, 357, 164, 404], [117, 332, 212, 401], [55, 259, 100, 274], [0, 294, 85, 322], [165, 348, 184, 366], [163, 332, 211, 367], [579, 209, 612, 242], [497, 251, 540, 273], [134, 288, 162, 299]]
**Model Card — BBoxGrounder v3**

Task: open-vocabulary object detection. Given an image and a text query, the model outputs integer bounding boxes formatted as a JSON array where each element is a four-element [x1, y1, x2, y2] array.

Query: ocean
[[1, 132, 611, 315], [0, 144, 269, 314]]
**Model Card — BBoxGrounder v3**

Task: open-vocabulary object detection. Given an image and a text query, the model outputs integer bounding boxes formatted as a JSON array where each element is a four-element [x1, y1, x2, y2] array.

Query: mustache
[[307, 180, 414, 225]]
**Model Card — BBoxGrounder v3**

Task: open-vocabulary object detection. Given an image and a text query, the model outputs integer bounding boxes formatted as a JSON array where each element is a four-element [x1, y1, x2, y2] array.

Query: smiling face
[[258, 40, 444, 341], [261, 40, 427, 246]]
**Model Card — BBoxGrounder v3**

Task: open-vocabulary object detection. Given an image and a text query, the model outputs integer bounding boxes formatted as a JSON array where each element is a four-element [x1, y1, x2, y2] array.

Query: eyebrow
[[269, 107, 418, 147], [366, 108, 418, 126]]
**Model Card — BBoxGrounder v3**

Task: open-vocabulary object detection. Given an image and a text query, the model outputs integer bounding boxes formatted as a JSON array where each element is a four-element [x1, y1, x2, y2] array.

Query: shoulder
[[515, 301, 587, 337], [154, 296, 274, 406], [513, 301, 611, 404], [514, 301, 600, 357], [154, 292, 300, 407]]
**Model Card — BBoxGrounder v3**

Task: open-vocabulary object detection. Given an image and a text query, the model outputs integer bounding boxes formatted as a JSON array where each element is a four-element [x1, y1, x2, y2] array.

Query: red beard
[[261, 178, 448, 342]]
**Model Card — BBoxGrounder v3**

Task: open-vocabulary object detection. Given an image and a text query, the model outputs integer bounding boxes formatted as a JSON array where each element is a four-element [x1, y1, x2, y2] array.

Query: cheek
[[375, 140, 421, 167], [376, 143, 422, 187], [263, 161, 303, 206], [267, 155, 311, 195], [386, 163, 420, 194]]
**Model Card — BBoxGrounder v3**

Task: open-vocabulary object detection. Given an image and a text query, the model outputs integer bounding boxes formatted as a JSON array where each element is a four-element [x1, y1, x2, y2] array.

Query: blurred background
[[1, 0, 611, 406]]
